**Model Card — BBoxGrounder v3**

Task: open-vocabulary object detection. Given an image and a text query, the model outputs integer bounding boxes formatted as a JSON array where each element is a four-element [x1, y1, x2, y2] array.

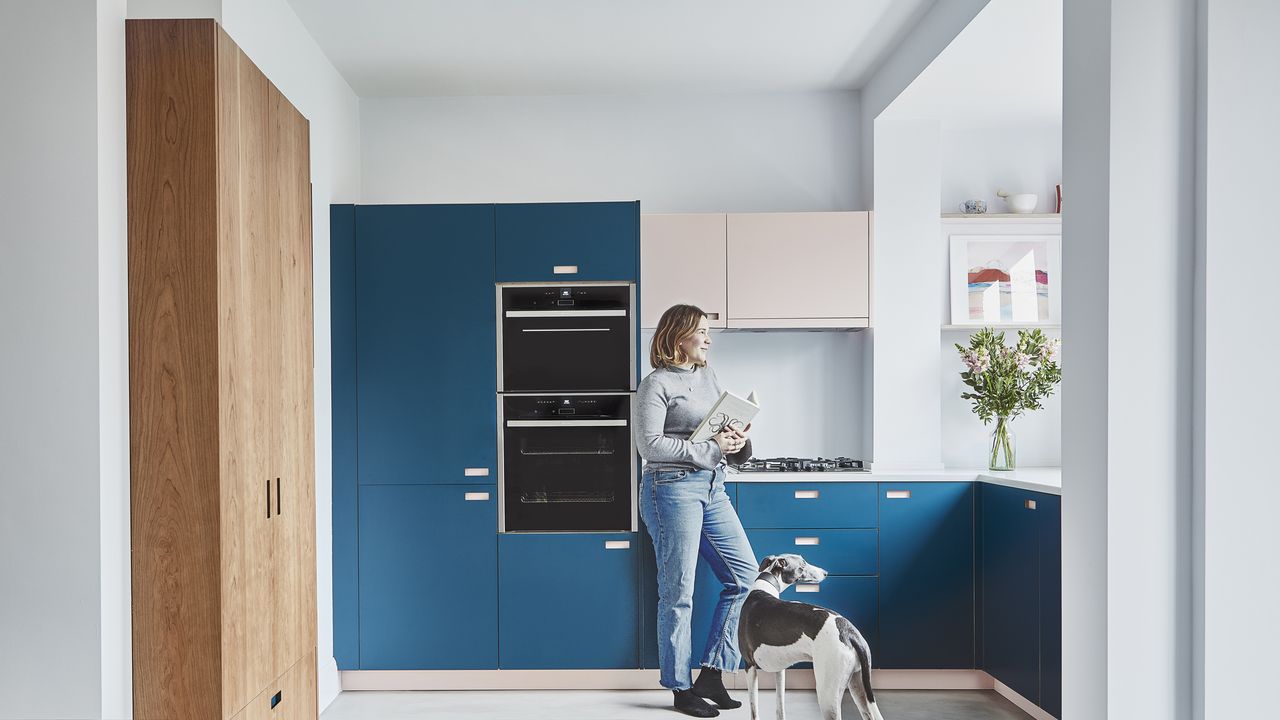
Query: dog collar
[[756, 572, 783, 593]]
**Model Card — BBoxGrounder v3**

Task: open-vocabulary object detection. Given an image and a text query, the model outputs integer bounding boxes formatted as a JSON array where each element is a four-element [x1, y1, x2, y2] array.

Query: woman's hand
[[713, 424, 750, 455]]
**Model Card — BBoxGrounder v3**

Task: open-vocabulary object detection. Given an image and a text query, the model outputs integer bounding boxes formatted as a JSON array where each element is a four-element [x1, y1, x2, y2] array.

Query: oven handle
[[520, 328, 610, 333], [505, 419, 629, 428], [505, 310, 627, 318]]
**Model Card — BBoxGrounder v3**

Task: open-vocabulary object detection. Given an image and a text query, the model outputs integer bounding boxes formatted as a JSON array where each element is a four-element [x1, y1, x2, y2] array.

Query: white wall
[[214, 1, 362, 710], [859, 0, 991, 208], [1062, 1, 1196, 719], [0, 2, 103, 718], [641, 330, 868, 460], [1198, 1, 1280, 716], [869, 117, 944, 469], [940, 123, 1062, 215], [360, 92, 861, 212], [98, 0, 129, 716]]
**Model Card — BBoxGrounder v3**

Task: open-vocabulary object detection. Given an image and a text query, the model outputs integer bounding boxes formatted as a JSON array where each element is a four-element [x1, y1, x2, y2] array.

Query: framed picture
[[949, 234, 1061, 325]]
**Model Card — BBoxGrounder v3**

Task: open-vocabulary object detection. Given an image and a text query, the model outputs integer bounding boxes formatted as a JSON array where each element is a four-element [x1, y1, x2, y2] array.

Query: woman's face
[[677, 315, 712, 365]]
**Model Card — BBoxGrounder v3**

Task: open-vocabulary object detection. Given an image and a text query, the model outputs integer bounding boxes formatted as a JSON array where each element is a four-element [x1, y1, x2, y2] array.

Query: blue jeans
[[639, 466, 758, 690]]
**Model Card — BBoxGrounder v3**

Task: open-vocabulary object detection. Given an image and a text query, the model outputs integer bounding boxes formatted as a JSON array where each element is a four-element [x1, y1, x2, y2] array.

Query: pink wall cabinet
[[726, 212, 870, 329], [639, 214, 728, 329]]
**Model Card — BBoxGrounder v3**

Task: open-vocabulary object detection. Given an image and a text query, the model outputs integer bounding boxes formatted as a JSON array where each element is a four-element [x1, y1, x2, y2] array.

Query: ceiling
[[285, 0, 937, 97]]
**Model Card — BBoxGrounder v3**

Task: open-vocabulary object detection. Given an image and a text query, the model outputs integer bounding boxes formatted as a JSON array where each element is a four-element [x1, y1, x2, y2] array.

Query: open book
[[689, 390, 760, 443]]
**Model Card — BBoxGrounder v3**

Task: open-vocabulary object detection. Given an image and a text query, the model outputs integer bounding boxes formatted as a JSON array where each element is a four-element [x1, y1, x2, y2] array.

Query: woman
[[636, 304, 758, 718]]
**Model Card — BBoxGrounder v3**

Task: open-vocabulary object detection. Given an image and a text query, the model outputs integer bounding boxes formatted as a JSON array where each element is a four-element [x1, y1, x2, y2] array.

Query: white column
[[870, 117, 944, 469], [1063, 0, 1197, 719]]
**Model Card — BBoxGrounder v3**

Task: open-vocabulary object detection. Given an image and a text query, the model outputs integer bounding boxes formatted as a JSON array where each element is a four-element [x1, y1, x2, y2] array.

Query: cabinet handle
[[886, 490, 911, 499], [706, 312, 721, 320], [552, 265, 579, 275], [1025, 499, 1037, 510], [463, 467, 490, 477], [794, 537, 820, 546], [796, 584, 820, 593], [276, 477, 281, 516], [464, 492, 490, 501], [604, 540, 631, 550], [794, 490, 820, 499], [270, 690, 282, 709], [266, 480, 271, 519]]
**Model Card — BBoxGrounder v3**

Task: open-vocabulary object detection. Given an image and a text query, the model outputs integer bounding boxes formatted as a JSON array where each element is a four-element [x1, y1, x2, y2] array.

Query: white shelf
[[941, 213, 1061, 220], [942, 324, 1061, 331]]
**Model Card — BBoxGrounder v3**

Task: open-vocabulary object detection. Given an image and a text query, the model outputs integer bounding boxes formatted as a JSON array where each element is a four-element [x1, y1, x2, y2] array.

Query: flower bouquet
[[956, 328, 1062, 470]]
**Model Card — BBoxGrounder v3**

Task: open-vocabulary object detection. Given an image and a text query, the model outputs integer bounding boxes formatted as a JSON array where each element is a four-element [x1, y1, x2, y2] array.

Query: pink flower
[[1014, 352, 1031, 369], [1040, 339, 1061, 363]]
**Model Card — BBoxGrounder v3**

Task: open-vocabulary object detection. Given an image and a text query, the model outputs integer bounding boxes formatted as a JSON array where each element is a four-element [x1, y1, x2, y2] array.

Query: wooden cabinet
[[128, 19, 315, 720], [639, 214, 728, 328], [639, 212, 871, 330], [727, 212, 870, 328]]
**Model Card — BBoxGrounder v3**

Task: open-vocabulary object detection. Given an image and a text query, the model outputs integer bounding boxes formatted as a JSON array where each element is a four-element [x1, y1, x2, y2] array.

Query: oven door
[[499, 283, 635, 393], [499, 394, 636, 532]]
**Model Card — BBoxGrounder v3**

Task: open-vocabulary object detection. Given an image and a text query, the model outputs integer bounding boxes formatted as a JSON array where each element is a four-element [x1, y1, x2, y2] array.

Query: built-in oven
[[498, 283, 635, 393], [499, 393, 636, 533]]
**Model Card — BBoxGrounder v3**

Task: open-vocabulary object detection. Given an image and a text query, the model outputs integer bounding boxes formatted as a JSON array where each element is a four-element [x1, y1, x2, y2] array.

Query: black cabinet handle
[[266, 480, 271, 518], [276, 477, 281, 516]]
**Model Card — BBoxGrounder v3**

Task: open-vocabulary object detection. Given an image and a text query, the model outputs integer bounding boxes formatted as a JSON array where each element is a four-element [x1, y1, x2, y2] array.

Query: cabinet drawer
[[236, 649, 316, 720], [746, 529, 877, 575], [737, 482, 877, 528]]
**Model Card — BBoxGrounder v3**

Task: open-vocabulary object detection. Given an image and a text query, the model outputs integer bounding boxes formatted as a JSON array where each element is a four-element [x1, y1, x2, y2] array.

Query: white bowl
[[1004, 193, 1038, 213]]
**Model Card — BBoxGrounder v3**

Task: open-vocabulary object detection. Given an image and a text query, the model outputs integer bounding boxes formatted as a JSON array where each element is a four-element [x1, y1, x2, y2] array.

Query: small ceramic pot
[[961, 200, 987, 214]]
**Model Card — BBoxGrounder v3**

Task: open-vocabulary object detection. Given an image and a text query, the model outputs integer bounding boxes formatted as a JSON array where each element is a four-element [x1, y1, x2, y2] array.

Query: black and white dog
[[738, 554, 884, 720]]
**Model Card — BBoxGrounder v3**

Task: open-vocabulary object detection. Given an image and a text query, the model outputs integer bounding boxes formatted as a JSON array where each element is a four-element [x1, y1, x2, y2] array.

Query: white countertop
[[723, 466, 1062, 496]]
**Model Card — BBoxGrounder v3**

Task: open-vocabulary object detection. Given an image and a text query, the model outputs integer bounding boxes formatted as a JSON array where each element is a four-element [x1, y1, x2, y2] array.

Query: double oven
[[497, 283, 636, 532]]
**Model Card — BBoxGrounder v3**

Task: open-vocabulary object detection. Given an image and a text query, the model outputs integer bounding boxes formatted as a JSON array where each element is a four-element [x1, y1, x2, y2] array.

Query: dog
[[738, 554, 884, 720]]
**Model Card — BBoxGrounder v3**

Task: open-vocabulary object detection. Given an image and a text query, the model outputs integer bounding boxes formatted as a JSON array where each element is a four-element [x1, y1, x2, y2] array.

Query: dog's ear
[[759, 555, 787, 574]]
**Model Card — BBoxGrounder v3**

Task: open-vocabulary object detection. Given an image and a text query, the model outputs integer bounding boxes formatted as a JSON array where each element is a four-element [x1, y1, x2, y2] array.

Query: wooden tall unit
[[127, 19, 316, 720]]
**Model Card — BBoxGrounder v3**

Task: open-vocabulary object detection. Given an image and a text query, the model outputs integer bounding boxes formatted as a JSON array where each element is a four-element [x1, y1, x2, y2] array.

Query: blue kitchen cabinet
[[640, 483, 741, 671], [737, 482, 877, 529], [981, 483, 1042, 705], [355, 204, 497, 484], [331, 204, 359, 669], [495, 202, 639, 282], [358, 484, 498, 669], [878, 482, 975, 669], [744, 529, 877, 576], [1039, 493, 1062, 718], [777, 577, 879, 668], [500, 533, 639, 669]]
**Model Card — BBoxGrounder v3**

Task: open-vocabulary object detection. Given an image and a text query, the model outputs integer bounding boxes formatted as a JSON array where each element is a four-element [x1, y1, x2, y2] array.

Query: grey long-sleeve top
[[634, 364, 753, 472]]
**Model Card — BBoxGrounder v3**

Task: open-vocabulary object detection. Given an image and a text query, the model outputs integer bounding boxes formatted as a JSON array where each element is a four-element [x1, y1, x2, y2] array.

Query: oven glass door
[[500, 284, 633, 393], [501, 395, 634, 532]]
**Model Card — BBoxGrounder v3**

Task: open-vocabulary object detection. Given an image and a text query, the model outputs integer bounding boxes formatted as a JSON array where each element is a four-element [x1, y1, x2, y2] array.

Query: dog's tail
[[836, 615, 878, 713]]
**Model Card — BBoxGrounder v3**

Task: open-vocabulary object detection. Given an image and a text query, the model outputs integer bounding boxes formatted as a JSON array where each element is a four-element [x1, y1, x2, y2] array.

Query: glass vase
[[989, 416, 1016, 471]]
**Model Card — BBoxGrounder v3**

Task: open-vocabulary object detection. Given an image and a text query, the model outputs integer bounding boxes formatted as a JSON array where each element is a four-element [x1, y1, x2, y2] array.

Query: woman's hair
[[650, 304, 708, 369]]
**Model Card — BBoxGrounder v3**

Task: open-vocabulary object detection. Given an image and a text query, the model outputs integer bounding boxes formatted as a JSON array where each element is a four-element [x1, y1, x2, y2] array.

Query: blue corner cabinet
[[980, 483, 1062, 718], [358, 484, 498, 669], [355, 204, 497, 485], [495, 202, 639, 282], [878, 482, 975, 669], [498, 533, 640, 669]]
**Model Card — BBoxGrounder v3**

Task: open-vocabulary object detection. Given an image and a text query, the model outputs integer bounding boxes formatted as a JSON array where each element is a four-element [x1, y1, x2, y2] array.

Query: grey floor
[[322, 689, 1031, 720]]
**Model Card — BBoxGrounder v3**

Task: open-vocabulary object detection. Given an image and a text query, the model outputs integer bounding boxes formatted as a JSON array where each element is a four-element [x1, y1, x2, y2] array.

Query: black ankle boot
[[674, 688, 720, 717], [692, 667, 742, 710]]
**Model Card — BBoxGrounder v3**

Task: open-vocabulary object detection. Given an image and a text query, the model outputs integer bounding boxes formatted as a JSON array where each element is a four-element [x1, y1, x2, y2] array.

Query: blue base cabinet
[[878, 482, 974, 669], [980, 483, 1061, 717], [358, 484, 498, 669], [495, 202, 639, 282], [499, 533, 639, 669]]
